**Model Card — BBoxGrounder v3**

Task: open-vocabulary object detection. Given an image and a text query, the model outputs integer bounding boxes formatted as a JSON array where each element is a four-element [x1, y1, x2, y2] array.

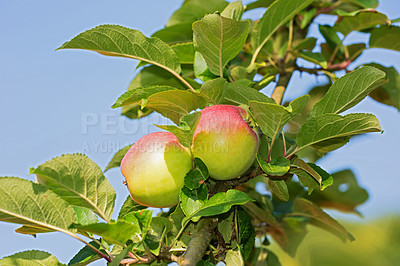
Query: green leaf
[[184, 158, 209, 190], [369, 25, 400, 52], [199, 78, 227, 104], [144, 90, 206, 124], [166, 0, 228, 27], [290, 168, 319, 195], [250, 95, 309, 138], [15, 225, 53, 236], [334, 11, 390, 36], [292, 198, 354, 241], [196, 261, 216, 266], [257, 155, 290, 176], [145, 217, 173, 256], [311, 136, 350, 153], [290, 157, 323, 185], [72, 221, 140, 245], [105, 144, 133, 172], [0, 250, 63, 266], [152, 23, 193, 45], [30, 154, 116, 223], [230, 66, 257, 82], [74, 207, 98, 226], [221, 1, 244, 21], [172, 43, 195, 64], [217, 211, 235, 243], [266, 249, 282, 266], [122, 105, 153, 120], [193, 14, 250, 76], [108, 244, 133, 266], [346, 43, 366, 61], [251, 0, 313, 59], [112, 86, 177, 108], [310, 66, 387, 117], [194, 52, 218, 82], [127, 65, 189, 92], [182, 190, 254, 225], [156, 112, 201, 147], [224, 82, 274, 105], [118, 196, 147, 220], [308, 163, 333, 190], [308, 169, 369, 213], [343, 0, 378, 9], [367, 63, 400, 110], [180, 185, 208, 222], [69, 241, 104, 265], [246, 0, 275, 11], [225, 250, 244, 266], [293, 37, 317, 51], [268, 178, 289, 201], [299, 8, 316, 29], [0, 177, 77, 234], [297, 113, 381, 151], [297, 51, 328, 68], [57, 25, 181, 75], [122, 209, 153, 238], [319, 25, 343, 53], [236, 207, 255, 261]]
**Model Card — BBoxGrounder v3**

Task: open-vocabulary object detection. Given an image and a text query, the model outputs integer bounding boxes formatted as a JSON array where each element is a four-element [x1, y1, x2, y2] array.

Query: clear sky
[[0, 0, 399, 264]]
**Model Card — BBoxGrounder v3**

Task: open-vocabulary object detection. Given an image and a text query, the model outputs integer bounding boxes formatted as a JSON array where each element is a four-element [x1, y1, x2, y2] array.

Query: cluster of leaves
[[1, 0, 399, 265]]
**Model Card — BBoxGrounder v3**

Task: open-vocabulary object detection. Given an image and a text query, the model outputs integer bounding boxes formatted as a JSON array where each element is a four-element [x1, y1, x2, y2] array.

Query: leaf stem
[[170, 220, 189, 249], [328, 37, 346, 67], [169, 71, 197, 93], [286, 147, 300, 159], [91, 237, 114, 260], [283, 19, 294, 63], [282, 130, 287, 157], [68, 233, 112, 262]]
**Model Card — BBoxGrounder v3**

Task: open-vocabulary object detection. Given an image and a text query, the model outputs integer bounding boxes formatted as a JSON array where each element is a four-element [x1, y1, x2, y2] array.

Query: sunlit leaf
[[311, 66, 387, 116], [30, 154, 116, 222], [193, 14, 250, 76], [0, 250, 63, 266], [57, 25, 181, 74]]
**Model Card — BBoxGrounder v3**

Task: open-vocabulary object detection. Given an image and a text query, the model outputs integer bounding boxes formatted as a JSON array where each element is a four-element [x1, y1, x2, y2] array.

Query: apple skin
[[192, 105, 258, 181], [121, 132, 192, 208]]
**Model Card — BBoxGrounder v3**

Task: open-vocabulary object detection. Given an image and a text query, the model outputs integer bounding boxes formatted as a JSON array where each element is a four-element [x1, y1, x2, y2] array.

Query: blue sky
[[0, 0, 399, 264]]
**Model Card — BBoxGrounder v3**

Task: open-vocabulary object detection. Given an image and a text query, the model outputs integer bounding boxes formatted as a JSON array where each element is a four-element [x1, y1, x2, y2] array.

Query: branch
[[177, 218, 217, 266], [271, 72, 293, 105], [210, 167, 263, 196]]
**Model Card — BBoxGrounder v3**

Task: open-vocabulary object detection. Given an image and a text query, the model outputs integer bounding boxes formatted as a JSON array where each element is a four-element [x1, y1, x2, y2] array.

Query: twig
[[209, 167, 263, 196], [271, 71, 293, 105]]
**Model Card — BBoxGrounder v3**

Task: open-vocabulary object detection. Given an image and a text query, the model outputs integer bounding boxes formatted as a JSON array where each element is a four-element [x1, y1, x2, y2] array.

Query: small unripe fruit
[[121, 132, 192, 208], [192, 105, 258, 180]]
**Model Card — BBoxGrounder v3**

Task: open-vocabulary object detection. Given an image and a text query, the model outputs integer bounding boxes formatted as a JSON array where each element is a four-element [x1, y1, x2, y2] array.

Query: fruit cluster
[[121, 105, 259, 207]]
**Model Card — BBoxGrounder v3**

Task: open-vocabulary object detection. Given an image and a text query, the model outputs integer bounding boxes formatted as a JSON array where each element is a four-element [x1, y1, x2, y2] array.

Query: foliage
[[1, 0, 399, 265]]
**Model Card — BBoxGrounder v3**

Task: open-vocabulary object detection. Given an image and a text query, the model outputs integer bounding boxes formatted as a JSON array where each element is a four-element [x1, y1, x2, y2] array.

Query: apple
[[121, 132, 192, 208], [192, 105, 258, 181]]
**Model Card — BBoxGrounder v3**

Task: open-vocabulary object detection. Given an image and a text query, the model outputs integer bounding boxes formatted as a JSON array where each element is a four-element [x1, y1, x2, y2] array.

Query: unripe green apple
[[192, 105, 258, 181], [121, 132, 192, 208]]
